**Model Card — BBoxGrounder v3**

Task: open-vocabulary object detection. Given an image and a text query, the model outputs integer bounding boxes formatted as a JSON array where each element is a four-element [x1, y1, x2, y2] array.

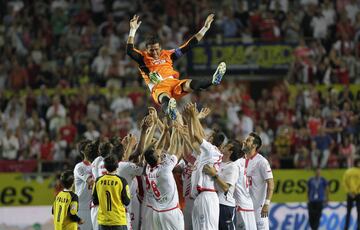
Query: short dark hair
[[229, 140, 244, 161], [111, 143, 125, 160], [144, 147, 158, 167], [145, 35, 161, 47], [249, 132, 262, 151], [60, 170, 74, 189], [78, 139, 91, 159], [104, 155, 118, 172], [85, 140, 100, 161], [99, 141, 113, 158], [213, 132, 225, 148]]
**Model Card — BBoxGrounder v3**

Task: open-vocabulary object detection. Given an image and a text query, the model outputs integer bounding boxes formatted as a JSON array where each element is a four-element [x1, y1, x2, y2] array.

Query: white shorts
[[254, 206, 269, 230], [184, 197, 194, 230], [192, 191, 219, 230], [235, 207, 256, 230], [140, 202, 151, 230], [130, 196, 141, 230], [90, 206, 98, 230], [78, 209, 93, 230], [148, 207, 184, 230]]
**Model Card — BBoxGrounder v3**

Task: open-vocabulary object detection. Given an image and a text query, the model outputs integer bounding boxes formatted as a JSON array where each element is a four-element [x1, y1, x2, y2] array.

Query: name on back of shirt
[[100, 180, 118, 186], [56, 197, 69, 203]]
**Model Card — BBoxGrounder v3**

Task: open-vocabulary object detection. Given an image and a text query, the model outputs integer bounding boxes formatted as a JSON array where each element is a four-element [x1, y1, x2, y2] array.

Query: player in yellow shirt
[[52, 170, 84, 230], [343, 158, 360, 229], [92, 155, 131, 230]]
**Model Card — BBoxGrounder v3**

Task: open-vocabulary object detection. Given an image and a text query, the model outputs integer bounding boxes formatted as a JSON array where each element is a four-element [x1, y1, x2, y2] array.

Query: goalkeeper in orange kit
[[126, 13, 226, 120]]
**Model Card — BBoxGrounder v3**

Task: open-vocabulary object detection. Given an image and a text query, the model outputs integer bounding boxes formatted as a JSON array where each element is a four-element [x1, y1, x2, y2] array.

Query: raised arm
[[155, 119, 170, 152], [122, 134, 137, 161], [189, 103, 205, 144], [170, 14, 215, 61], [128, 116, 151, 163], [167, 123, 183, 159], [144, 108, 158, 150], [126, 15, 144, 64]]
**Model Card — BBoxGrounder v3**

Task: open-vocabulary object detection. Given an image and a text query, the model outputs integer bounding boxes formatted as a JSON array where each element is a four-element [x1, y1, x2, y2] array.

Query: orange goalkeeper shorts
[[151, 78, 189, 104]]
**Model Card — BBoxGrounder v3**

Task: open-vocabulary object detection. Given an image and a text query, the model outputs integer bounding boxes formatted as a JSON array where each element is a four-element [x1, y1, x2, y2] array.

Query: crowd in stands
[[0, 0, 360, 171], [0, 81, 359, 170]]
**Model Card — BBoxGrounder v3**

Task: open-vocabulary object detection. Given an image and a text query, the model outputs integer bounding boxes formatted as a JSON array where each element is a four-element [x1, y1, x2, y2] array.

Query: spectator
[[307, 168, 329, 230], [313, 127, 333, 168], [311, 11, 329, 40], [40, 135, 54, 161], [294, 146, 310, 168], [91, 47, 111, 85], [83, 121, 100, 141], [0, 129, 19, 160], [46, 95, 66, 137], [9, 58, 28, 90], [282, 12, 300, 43], [59, 116, 78, 145], [235, 109, 253, 140], [339, 135, 356, 167]]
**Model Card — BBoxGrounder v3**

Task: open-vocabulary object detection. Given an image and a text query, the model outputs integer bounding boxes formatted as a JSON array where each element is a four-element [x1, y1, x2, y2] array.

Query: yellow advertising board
[[272, 169, 347, 202], [191, 44, 294, 70], [0, 173, 56, 206], [0, 169, 349, 206]]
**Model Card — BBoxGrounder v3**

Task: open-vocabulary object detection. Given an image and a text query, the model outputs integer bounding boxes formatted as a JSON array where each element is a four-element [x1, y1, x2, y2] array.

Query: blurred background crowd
[[0, 0, 359, 171]]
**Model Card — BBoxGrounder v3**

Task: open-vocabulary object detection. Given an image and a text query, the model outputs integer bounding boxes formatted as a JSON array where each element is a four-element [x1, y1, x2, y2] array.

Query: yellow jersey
[[93, 174, 131, 226], [343, 167, 360, 194], [52, 190, 81, 230]]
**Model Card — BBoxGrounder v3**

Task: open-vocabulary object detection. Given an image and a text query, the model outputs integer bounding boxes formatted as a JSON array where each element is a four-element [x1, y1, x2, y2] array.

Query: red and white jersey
[[117, 161, 143, 187], [91, 156, 107, 179], [74, 160, 93, 210], [177, 159, 193, 199], [145, 154, 179, 211], [217, 161, 239, 207], [246, 154, 273, 209], [234, 158, 254, 210], [191, 139, 223, 198]]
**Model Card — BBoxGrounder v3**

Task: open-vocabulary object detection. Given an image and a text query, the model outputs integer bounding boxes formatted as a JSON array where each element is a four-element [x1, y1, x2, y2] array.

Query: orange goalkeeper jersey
[[126, 36, 198, 88]]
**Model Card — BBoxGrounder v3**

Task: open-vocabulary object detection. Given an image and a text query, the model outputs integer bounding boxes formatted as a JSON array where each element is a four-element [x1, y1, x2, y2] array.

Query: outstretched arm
[[126, 15, 144, 64], [170, 14, 215, 61]]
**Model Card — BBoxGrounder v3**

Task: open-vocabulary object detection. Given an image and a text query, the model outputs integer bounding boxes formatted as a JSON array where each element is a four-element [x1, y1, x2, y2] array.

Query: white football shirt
[[246, 154, 273, 209], [145, 154, 179, 211], [191, 139, 223, 198], [91, 156, 107, 179], [217, 161, 239, 207], [74, 160, 93, 210], [117, 161, 143, 187], [177, 159, 193, 198], [234, 158, 254, 210]]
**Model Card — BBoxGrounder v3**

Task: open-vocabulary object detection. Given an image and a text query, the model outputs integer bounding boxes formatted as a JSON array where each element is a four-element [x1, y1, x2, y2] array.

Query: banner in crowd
[[270, 202, 358, 230], [0, 160, 37, 172], [187, 43, 295, 74], [272, 169, 347, 202], [0, 173, 56, 206]]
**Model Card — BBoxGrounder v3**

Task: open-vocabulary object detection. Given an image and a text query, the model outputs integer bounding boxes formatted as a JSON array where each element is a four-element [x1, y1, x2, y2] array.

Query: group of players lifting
[[52, 14, 274, 230]]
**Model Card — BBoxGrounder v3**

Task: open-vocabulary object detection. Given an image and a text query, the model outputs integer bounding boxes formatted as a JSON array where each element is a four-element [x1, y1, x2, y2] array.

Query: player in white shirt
[[184, 103, 224, 230], [143, 120, 184, 230], [242, 132, 274, 230], [234, 153, 256, 230], [203, 140, 243, 230], [73, 140, 95, 230], [115, 133, 145, 230]]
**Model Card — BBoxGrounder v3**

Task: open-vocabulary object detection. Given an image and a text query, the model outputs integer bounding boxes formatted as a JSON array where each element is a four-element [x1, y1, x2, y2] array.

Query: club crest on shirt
[[152, 59, 166, 65]]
